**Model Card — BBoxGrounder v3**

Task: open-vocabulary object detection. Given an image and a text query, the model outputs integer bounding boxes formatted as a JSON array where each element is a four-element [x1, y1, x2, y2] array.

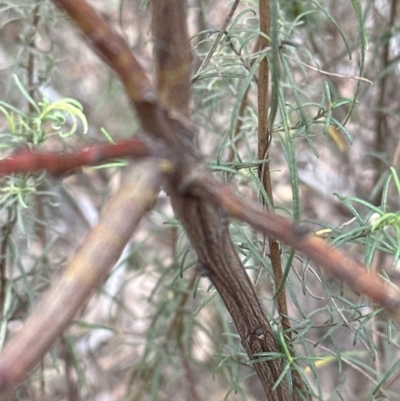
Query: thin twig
[[284, 54, 372, 84], [196, 0, 240, 74], [373, 0, 397, 203], [0, 209, 15, 318]]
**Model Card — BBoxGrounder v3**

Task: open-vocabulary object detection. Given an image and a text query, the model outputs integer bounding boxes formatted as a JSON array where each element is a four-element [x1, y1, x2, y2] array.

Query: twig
[[0, 139, 154, 177], [196, 0, 240, 74], [284, 54, 372, 84], [373, 0, 398, 202], [0, 210, 15, 318]]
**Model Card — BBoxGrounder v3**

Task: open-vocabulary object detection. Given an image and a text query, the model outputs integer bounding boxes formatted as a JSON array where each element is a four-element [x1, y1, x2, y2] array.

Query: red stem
[[0, 139, 154, 176]]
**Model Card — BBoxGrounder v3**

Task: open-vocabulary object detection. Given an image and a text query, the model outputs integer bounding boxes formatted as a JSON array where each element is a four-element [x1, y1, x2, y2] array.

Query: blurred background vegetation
[[1, 0, 400, 400]]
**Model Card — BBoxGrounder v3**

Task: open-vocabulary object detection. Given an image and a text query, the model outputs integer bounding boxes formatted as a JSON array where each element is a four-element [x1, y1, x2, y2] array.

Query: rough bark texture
[[168, 189, 290, 400], [151, 1, 293, 398]]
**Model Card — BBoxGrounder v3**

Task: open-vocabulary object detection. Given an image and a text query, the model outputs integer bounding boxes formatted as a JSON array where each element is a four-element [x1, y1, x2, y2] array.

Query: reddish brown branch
[[257, 0, 291, 334], [257, 0, 270, 164], [52, 0, 191, 154], [27, 6, 40, 114], [257, 2, 303, 396], [195, 177, 400, 321], [0, 139, 153, 177], [53, 0, 153, 104]]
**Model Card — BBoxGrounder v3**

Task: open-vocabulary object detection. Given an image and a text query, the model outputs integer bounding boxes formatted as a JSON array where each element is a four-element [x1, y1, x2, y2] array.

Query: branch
[[0, 138, 153, 176], [152, 0, 192, 117], [151, 1, 293, 399], [0, 161, 163, 396], [52, 0, 194, 157], [18, 1, 397, 400], [49, 1, 294, 398], [195, 176, 400, 321]]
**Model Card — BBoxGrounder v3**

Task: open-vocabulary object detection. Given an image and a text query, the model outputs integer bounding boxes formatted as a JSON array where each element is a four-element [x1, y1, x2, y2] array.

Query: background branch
[[0, 161, 163, 397]]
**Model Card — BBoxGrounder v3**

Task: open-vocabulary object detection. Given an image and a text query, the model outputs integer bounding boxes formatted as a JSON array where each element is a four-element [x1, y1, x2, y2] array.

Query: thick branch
[[49, 1, 296, 398], [151, 1, 293, 398], [168, 190, 290, 400], [0, 161, 163, 397]]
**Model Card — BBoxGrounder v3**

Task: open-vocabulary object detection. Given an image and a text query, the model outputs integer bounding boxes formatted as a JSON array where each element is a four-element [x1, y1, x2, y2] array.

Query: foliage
[[0, 0, 400, 400]]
